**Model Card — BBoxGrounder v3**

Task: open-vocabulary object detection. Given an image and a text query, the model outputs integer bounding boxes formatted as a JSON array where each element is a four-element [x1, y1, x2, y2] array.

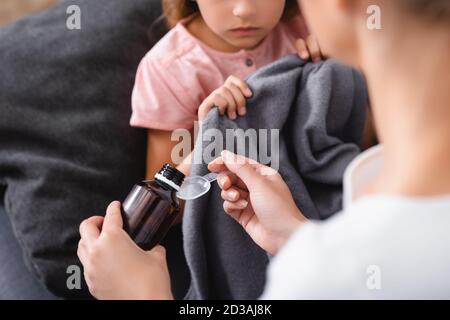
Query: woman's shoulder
[[264, 195, 450, 299]]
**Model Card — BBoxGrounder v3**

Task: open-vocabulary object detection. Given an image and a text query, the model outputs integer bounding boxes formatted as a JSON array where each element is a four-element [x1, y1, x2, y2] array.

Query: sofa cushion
[[0, 0, 162, 298]]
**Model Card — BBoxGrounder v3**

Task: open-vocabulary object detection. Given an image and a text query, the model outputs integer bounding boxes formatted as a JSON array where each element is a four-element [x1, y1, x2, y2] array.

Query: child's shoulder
[[144, 22, 201, 68]]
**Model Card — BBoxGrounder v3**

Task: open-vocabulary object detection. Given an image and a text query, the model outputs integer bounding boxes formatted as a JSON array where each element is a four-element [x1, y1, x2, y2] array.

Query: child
[[131, 0, 322, 178]]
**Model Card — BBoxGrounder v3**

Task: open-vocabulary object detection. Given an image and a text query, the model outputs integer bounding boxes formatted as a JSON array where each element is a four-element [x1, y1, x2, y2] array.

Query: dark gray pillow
[[0, 0, 164, 298]]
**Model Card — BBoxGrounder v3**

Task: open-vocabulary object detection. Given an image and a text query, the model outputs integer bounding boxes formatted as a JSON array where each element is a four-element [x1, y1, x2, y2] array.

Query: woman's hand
[[296, 35, 323, 62], [208, 151, 307, 256], [77, 201, 173, 300], [198, 75, 252, 121]]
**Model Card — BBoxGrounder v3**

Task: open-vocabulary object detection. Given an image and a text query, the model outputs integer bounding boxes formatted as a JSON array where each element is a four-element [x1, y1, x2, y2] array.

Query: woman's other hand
[[77, 201, 173, 300]]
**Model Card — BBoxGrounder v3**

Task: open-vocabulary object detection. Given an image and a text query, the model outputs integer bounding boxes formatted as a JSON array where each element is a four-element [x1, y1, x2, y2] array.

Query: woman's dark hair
[[401, 0, 450, 20], [162, 0, 300, 28]]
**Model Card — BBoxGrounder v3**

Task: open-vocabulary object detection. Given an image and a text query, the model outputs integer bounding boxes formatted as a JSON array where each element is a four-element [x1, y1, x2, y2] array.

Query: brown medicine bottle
[[121, 164, 185, 250]]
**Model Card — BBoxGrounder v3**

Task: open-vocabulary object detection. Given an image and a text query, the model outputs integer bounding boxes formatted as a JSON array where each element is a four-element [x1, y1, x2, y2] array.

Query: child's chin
[[228, 37, 265, 50]]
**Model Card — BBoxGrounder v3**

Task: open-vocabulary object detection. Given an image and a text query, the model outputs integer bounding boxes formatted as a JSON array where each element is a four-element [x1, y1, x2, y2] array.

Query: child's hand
[[198, 75, 253, 121], [77, 201, 173, 300], [296, 35, 323, 62]]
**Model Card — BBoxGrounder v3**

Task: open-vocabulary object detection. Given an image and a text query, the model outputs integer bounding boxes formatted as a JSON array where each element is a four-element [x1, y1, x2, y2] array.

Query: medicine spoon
[[177, 172, 221, 201]]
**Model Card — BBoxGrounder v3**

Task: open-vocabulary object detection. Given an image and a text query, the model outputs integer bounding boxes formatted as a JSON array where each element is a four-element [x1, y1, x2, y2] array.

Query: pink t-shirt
[[130, 16, 308, 131]]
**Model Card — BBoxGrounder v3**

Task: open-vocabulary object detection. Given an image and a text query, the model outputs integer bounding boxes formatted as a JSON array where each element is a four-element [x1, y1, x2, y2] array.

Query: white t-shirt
[[261, 146, 450, 299]]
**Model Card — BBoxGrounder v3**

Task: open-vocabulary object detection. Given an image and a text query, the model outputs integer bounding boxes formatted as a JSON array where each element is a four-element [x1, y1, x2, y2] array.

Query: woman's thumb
[[103, 201, 123, 230]]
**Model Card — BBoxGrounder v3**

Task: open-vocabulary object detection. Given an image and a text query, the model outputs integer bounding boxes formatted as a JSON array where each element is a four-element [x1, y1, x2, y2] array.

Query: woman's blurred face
[[298, 0, 360, 65], [196, 0, 286, 50]]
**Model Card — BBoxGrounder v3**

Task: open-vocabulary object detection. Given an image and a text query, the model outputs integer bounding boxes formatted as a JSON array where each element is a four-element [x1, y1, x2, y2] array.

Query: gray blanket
[[182, 55, 368, 300]]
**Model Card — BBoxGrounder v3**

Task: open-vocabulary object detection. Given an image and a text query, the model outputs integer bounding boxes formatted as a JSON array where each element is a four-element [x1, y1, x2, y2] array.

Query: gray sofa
[[0, 204, 56, 299], [0, 0, 189, 299]]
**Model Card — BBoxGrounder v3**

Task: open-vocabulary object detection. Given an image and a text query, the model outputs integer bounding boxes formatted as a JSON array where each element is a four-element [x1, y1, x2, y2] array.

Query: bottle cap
[[154, 164, 185, 191]]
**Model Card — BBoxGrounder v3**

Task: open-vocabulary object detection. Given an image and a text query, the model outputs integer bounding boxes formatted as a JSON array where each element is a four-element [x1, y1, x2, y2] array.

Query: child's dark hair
[[162, 0, 300, 28]]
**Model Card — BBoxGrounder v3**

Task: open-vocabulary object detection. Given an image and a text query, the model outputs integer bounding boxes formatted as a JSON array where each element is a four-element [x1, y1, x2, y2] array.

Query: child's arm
[[146, 128, 194, 225], [145, 128, 194, 180]]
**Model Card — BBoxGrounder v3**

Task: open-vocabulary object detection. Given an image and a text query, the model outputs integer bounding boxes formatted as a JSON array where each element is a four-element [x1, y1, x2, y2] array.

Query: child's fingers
[[226, 75, 252, 98], [225, 82, 247, 116], [213, 96, 228, 116], [199, 94, 227, 119], [306, 35, 322, 62], [218, 87, 238, 120], [198, 101, 215, 120], [295, 38, 310, 60]]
